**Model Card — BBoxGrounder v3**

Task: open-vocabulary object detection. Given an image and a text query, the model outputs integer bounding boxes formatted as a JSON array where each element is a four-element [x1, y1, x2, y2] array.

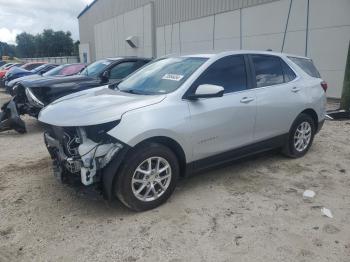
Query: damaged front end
[[43, 122, 123, 187], [0, 85, 43, 133]]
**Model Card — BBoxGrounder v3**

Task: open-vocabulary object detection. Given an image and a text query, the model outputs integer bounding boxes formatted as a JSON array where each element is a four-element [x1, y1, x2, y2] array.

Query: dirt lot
[[0, 91, 349, 262]]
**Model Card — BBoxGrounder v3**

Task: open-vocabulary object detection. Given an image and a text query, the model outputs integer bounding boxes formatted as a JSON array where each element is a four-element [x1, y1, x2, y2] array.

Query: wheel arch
[[134, 136, 187, 177], [300, 108, 319, 131]]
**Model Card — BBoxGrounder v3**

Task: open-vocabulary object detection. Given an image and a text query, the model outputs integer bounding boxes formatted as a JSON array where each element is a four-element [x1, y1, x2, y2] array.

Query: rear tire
[[282, 113, 315, 158], [115, 143, 179, 211]]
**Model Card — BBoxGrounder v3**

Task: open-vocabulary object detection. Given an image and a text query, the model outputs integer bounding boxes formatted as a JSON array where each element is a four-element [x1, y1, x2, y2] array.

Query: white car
[[39, 50, 327, 211]]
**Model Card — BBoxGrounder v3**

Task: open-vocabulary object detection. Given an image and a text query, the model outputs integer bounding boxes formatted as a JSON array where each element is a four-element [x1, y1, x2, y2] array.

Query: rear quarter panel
[[305, 78, 327, 123]]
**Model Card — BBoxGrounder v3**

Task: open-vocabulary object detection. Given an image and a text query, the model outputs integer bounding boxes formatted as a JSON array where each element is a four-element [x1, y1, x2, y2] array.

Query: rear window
[[288, 57, 321, 78]]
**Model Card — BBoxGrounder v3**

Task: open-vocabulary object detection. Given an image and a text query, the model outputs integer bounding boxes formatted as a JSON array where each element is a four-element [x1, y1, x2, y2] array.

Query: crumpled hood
[[39, 85, 166, 126]]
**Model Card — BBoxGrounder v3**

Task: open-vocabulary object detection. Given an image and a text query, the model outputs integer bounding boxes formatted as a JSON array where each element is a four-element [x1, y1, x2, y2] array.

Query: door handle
[[240, 97, 255, 104], [291, 87, 301, 93]]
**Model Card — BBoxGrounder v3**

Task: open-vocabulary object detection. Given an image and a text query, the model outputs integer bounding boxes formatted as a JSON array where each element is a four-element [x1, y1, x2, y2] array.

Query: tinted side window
[[109, 62, 136, 79], [281, 60, 297, 82], [195, 55, 247, 93], [288, 57, 321, 78], [252, 55, 284, 88]]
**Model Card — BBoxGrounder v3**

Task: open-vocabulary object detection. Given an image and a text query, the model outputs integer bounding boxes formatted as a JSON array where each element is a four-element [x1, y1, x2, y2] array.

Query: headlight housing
[[25, 88, 44, 108], [83, 121, 120, 143]]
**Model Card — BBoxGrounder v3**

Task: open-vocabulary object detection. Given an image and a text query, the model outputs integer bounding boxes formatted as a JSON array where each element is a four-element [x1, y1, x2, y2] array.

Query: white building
[[78, 0, 350, 98]]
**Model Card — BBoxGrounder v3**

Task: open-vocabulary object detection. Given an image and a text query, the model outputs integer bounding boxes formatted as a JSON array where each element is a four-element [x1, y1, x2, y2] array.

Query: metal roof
[[77, 0, 99, 18]]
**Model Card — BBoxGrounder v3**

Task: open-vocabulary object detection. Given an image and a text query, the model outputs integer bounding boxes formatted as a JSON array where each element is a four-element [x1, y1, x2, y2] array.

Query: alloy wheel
[[294, 121, 312, 152], [131, 157, 172, 202]]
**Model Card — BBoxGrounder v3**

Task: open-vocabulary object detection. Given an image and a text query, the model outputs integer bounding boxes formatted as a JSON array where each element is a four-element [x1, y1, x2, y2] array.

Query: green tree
[[340, 41, 350, 110], [15, 29, 75, 58], [16, 32, 36, 57], [0, 41, 17, 58]]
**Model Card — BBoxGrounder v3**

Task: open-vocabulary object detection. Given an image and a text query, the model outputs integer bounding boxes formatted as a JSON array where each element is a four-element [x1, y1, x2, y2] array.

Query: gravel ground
[[0, 91, 349, 262]]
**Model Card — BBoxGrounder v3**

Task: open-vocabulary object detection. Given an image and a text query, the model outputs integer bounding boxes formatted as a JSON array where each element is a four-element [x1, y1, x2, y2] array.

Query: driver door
[[187, 55, 257, 162]]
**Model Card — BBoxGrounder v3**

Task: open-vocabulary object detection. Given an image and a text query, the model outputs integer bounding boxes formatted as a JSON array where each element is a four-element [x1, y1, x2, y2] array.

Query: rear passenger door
[[250, 54, 304, 141], [187, 55, 257, 161]]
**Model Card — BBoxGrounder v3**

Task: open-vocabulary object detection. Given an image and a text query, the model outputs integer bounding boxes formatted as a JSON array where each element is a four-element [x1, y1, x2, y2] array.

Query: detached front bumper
[[0, 98, 26, 133], [0, 77, 5, 88], [44, 129, 124, 186]]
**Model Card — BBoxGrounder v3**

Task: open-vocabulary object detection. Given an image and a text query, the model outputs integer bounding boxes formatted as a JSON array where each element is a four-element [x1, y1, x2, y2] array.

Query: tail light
[[321, 81, 328, 92]]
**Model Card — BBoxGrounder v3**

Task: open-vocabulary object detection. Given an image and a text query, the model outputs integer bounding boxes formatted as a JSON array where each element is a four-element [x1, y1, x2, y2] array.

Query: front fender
[[107, 100, 193, 162]]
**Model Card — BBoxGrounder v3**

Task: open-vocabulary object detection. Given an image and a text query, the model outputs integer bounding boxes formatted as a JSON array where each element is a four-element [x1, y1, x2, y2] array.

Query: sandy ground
[[0, 91, 349, 262]]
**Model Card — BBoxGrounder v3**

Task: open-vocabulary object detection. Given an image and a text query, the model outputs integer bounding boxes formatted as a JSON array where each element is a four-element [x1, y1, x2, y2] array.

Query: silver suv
[[39, 51, 327, 211]]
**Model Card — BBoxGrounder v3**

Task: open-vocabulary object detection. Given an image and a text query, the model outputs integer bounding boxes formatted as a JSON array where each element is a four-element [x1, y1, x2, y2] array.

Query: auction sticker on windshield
[[162, 74, 184, 81]]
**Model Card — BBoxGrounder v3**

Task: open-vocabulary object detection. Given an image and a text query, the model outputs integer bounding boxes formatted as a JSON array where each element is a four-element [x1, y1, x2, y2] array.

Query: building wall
[[156, 0, 350, 98], [79, 0, 277, 61], [79, 0, 350, 98], [93, 4, 154, 59]]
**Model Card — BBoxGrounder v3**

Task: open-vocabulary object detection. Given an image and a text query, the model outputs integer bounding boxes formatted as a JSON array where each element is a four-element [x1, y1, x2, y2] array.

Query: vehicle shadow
[[56, 149, 284, 216], [176, 149, 283, 192], [0, 116, 45, 137]]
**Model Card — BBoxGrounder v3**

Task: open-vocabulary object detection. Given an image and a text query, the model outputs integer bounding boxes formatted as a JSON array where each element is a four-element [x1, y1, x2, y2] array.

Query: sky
[[0, 0, 94, 45]]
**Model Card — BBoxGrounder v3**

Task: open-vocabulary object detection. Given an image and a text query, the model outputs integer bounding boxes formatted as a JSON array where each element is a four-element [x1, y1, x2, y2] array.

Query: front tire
[[115, 143, 179, 211], [282, 113, 315, 158]]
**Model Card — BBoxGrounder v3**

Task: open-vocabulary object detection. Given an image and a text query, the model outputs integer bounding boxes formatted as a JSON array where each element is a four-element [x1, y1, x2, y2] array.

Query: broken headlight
[[83, 120, 120, 143], [77, 123, 123, 186]]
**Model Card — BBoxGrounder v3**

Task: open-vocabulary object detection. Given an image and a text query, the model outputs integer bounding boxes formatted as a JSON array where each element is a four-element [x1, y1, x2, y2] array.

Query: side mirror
[[100, 70, 110, 82], [188, 84, 224, 100]]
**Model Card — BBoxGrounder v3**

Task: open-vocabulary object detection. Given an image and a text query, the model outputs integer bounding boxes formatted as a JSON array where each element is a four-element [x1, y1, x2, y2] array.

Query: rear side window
[[252, 55, 284, 88], [281, 60, 297, 82], [288, 57, 321, 78], [195, 55, 247, 93]]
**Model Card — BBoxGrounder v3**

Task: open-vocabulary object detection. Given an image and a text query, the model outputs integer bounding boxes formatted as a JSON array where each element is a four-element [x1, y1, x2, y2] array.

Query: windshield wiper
[[108, 83, 119, 90], [121, 89, 148, 95]]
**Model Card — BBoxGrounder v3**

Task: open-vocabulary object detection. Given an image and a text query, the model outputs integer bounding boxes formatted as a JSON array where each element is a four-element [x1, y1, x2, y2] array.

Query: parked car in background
[[0, 63, 15, 70], [4, 64, 59, 93], [0, 58, 150, 133], [0, 61, 7, 67], [0, 63, 23, 80], [39, 51, 327, 211], [43, 63, 86, 77], [6, 63, 86, 95], [1, 63, 44, 87], [14, 57, 151, 116], [20, 62, 46, 71]]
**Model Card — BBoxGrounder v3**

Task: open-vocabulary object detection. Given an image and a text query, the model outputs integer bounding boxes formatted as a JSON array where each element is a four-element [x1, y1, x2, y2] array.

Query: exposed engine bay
[[43, 122, 122, 186]]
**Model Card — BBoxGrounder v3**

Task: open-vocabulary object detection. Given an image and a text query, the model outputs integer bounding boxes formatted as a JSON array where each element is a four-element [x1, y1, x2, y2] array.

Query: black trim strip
[[186, 134, 288, 175]]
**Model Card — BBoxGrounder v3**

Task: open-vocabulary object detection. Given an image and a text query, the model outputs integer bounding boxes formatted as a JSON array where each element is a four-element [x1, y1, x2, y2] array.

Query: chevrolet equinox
[[39, 51, 327, 211]]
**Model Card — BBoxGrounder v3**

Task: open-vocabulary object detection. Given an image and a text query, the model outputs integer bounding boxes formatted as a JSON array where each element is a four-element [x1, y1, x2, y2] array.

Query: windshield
[[43, 65, 66, 76], [31, 64, 47, 73], [2, 63, 14, 69], [118, 57, 208, 95], [80, 59, 111, 77], [0, 64, 11, 70]]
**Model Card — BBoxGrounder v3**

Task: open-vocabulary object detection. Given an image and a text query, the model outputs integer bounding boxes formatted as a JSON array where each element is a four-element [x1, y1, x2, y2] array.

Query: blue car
[[3, 64, 58, 91]]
